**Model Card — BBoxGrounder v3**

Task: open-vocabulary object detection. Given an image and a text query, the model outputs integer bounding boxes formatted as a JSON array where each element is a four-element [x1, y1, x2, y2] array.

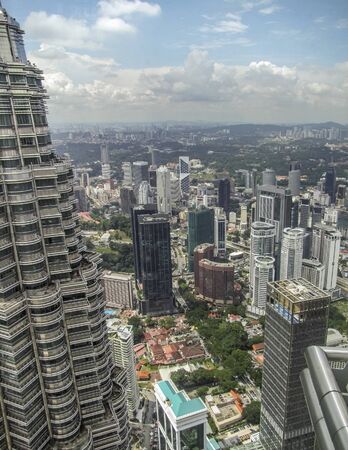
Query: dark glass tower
[[324, 163, 336, 203], [0, 5, 130, 449], [216, 178, 231, 214], [138, 214, 173, 315], [131, 204, 157, 282], [260, 279, 330, 450], [187, 207, 214, 271]]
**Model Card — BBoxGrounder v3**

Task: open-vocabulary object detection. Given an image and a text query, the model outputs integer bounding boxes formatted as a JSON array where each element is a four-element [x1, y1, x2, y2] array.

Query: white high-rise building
[[312, 225, 341, 290], [138, 180, 152, 205], [301, 258, 325, 290], [170, 172, 181, 205], [240, 204, 248, 230], [214, 207, 226, 258], [157, 165, 172, 214], [280, 228, 304, 280], [288, 167, 301, 196], [122, 162, 133, 186], [101, 163, 111, 179], [253, 256, 275, 309], [107, 322, 140, 417], [133, 161, 148, 193], [179, 156, 190, 196], [250, 222, 276, 292], [262, 168, 276, 186]]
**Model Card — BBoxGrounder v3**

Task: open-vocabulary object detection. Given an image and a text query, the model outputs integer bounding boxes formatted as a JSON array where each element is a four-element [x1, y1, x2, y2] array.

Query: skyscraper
[[107, 322, 140, 418], [0, 5, 130, 449], [132, 161, 148, 193], [122, 162, 133, 186], [179, 156, 190, 196], [138, 214, 174, 315], [214, 207, 227, 258], [301, 258, 325, 290], [250, 222, 276, 295], [138, 180, 152, 205], [187, 207, 214, 271], [262, 168, 276, 186], [131, 204, 157, 282], [256, 185, 292, 242], [120, 186, 136, 215], [216, 178, 231, 214], [311, 224, 341, 290], [288, 161, 301, 196], [279, 227, 304, 280], [260, 279, 330, 449], [299, 197, 310, 229], [324, 163, 336, 203], [252, 256, 275, 309], [156, 165, 172, 214]]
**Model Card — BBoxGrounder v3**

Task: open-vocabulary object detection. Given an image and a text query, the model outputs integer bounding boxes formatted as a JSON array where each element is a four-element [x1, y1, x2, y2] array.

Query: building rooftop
[[268, 278, 329, 304], [156, 380, 206, 418], [106, 320, 133, 340], [103, 271, 133, 281]]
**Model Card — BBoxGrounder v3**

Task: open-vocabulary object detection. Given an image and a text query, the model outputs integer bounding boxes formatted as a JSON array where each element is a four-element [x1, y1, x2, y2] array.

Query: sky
[[6, 0, 348, 124]]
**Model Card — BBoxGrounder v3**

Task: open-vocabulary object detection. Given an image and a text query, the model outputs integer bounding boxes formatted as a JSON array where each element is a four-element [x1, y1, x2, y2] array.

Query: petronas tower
[[0, 4, 130, 449]]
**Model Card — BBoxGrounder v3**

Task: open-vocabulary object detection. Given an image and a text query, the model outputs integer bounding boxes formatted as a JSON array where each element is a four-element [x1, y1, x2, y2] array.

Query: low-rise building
[[206, 391, 244, 431], [102, 271, 134, 309]]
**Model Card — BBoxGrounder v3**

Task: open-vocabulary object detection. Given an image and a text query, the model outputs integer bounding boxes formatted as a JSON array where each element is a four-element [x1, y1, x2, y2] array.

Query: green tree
[[245, 401, 261, 424], [196, 386, 209, 399], [159, 316, 176, 329]]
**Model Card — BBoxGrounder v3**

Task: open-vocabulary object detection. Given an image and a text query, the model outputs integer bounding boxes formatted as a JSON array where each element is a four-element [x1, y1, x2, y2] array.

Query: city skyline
[[7, 0, 348, 123]]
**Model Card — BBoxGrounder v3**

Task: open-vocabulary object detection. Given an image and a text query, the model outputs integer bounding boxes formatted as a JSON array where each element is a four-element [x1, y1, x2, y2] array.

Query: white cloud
[[29, 48, 348, 123], [259, 5, 282, 15], [24, 12, 95, 49], [336, 19, 348, 29], [25, 1, 160, 49], [98, 0, 161, 17], [201, 14, 248, 34], [94, 16, 136, 33]]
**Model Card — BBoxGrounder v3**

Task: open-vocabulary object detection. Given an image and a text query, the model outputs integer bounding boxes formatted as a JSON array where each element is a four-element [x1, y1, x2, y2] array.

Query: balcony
[[15, 232, 41, 244], [0, 149, 19, 159], [7, 192, 35, 203], [36, 188, 59, 199], [40, 207, 60, 218], [21, 146, 39, 156], [46, 244, 68, 256], [43, 226, 64, 237], [19, 252, 44, 264], [22, 270, 48, 284], [0, 276, 19, 294], [4, 170, 31, 182], [12, 212, 37, 224]]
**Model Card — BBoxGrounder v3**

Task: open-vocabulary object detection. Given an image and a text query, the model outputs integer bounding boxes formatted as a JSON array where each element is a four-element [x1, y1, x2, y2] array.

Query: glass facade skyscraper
[[0, 5, 130, 449], [187, 206, 214, 272], [260, 279, 330, 450]]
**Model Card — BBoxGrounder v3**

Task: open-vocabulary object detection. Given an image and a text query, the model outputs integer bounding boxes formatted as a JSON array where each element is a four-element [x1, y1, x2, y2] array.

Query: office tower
[[252, 256, 275, 309], [138, 214, 174, 315], [216, 178, 231, 214], [122, 162, 133, 186], [311, 204, 324, 226], [280, 228, 304, 280], [324, 163, 336, 203], [107, 322, 140, 418], [101, 162, 111, 179], [120, 186, 136, 215], [240, 204, 248, 230], [197, 259, 235, 306], [336, 184, 346, 207], [324, 206, 338, 226], [301, 259, 325, 290], [156, 165, 171, 214], [262, 168, 276, 186], [148, 164, 157, 188], [256, 185, 292, 242], [132, 161, 148, 192], [312, 224, 341, 290], [288, 161, 301, 196], [151, 147, 161, 166], [101, 143, 110, 164], [303, 230, 311, 259], [179, 156, 190, 196], [170, 172, 181, 205], [75, 185, 89, 212], [194, 243, 215, 291], [260, 279, 330, 449], [299, 197, 310, 228], [187, 207, 214, 271], [155, 380, 217, 450], [138, 180, 152, 205], [229, 211, 237, 225], [251, 169, 258, 196], [250, 222, 276, 293], [0, 5, 130, 449], [81, 171, 90, 188], [102, 272, 134, 309], [214, 207, 226, 258], [290, 198, 299, 227], [131, 204, 157, 282]]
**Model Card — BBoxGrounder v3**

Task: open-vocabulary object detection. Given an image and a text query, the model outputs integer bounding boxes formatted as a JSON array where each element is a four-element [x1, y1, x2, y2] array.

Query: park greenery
[[244, 401, 261, 425], [174, 280, 263, 394], [328, 300, 348, 336]]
